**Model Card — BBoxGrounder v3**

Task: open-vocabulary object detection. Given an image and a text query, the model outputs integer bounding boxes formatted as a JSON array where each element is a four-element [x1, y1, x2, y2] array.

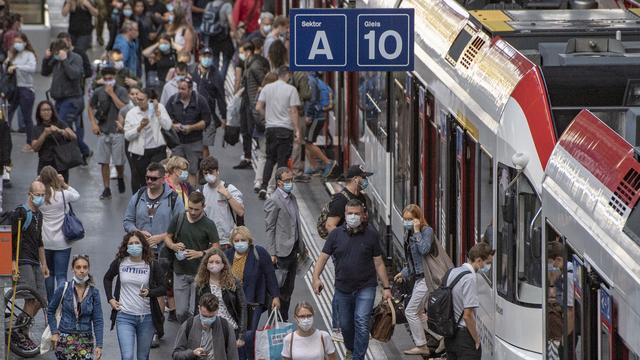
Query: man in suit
[[264, 166, 301, 321]]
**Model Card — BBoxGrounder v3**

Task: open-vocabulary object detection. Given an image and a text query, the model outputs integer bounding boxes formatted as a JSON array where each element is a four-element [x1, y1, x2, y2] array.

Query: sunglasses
[[146, 175, 161, 182], [73, 254, 90, 260]]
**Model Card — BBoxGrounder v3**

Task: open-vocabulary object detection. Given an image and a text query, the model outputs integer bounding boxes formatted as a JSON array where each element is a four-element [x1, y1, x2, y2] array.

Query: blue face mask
[[179, 170, 189, 182], [200, 57, 213, 68], [53, 54, 61, 61], [234, 241, 249, 253], [127, 244, 143, 257], [359, 178, 369, 190], [123, 9, 133, 17], [282, 181, 293, 193], [201, 314, 217, 327], [13, 42, 25, 52], [167, 14, 174, 24], [166, 3, 174, 11], [403, 220, 413, 230], [159, 43, 171, 53], [32, 195, 44, 207]]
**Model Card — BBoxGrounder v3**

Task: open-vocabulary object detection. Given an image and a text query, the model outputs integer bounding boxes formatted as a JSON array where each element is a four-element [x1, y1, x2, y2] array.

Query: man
[[165, 191, 220, 323], [255, 66, 301, 200], [264, 167, 301, 321], [191, 48, 226, 155], [160, 62, 189, 105], [325, 165, 372, 233], [304, 71, 336, 177], [88, 65, 129, 199], [262, 15, 287, 58], [41, 38, 92, 162], [93, 49, 141, 89], [231, 0, 262, 38], [547, 240, 574, 353], [201, 0, 234, 78], [11, 181, 50, 350], [113, 20, 140, 77], [166, 78, 211, 185], [57, 32, 92, 82], [246, 12, 273, 42], [444, 242, 494, 360], [200, 156, 244, 249], [312, 199, 392, 360], [173, 294, 238, 360], [61, 0, 98, 54]]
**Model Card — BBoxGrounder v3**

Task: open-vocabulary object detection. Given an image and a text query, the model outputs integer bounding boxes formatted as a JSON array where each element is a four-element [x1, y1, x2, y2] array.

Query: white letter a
[[308, 31, 334, 60]]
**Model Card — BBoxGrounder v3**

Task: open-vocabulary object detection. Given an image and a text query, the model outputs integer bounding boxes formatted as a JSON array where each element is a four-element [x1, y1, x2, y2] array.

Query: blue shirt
[[123, 184, 185, 236], [46, 282, 104, 347], [113, 34, 139, 77]]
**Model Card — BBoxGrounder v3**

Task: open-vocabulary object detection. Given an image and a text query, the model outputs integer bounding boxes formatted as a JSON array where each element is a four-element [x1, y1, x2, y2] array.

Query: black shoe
[[151, 334, 160, 348], [258, 189, 267, 200], [294, 174, 311, 183], [100, 188, 112, 200], [82, 151, 93, 166], [117, 178, 126, 193], [168, 310, 178, 322], [233, 159, 252, 169]]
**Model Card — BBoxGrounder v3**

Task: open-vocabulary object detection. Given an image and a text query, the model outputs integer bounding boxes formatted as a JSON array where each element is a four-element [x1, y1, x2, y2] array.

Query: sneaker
[[82, 150, 94, 166], [322, 160, 337, 178], [304, 167, 322, 176], [100, 187, 112, 200], [233, 159, 252, 169], [117, 178, 126, 194], [150, 334, 160, 348], [294, 174, 311, 183], [258, 189, 267, 200], [253, 180, 262, 193], [331, 328, 344, 342]]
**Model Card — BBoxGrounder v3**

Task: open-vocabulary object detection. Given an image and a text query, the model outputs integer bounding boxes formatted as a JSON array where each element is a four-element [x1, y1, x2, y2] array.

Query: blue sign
[[290, 8, 414, 72]]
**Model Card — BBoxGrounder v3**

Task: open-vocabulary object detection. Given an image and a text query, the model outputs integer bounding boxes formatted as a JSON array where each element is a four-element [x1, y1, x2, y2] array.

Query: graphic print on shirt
[[119, 258, 152, 316]]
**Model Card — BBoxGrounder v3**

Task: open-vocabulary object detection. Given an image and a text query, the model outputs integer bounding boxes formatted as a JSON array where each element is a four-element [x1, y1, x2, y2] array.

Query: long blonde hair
[[195, 248, 237, 290]]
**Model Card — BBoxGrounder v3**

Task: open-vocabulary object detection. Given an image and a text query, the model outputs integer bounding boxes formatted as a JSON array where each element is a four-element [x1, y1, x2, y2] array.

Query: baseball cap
[[346, 165, 373, 179]]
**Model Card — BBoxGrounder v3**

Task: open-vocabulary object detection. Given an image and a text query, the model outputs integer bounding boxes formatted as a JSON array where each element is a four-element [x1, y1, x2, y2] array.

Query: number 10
[[363, 30, 403, 60]]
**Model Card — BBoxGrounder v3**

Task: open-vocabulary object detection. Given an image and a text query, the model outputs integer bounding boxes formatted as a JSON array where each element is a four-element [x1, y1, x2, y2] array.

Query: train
[[299, 0, 640, 358]]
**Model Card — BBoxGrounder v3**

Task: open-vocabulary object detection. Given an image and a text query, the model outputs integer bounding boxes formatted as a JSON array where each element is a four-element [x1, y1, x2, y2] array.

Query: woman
[[195, 248, 247, 348], [5, 32, 36, 150], [142, 34, 176, 90], [103, 231, 166, 360], [38, 166, 80, 300], [168, 7, 194, 57], [225, 226, 280, 360], [47, 255, 104, 360], [393, 204, 436, 356], [123, 87, 172, 193], [31, 101, 78, 183], [281, 302, 337, 360]]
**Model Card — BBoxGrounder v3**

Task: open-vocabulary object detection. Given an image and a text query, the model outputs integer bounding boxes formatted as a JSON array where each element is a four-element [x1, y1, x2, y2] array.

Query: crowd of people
[[0, 1, 498, 360]]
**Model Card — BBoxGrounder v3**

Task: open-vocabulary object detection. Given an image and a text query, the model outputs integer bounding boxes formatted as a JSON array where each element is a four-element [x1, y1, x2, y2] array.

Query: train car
[[542, 110, 640, 359]]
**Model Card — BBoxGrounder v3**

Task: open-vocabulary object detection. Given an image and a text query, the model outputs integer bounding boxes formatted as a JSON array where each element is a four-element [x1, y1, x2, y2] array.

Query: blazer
[[264, 189, 301, 258], [196, 278, 248, 335], [225, 245, 280, 306]]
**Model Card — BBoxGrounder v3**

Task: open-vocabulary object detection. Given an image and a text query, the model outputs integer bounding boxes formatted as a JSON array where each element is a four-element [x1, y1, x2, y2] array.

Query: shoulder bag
[[52, 134, 84, 171], [61, 191, 85, 242], [422, 233, 454, 291]]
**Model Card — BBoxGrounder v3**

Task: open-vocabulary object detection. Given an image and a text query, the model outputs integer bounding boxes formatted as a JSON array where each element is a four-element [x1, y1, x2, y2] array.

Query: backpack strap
[[448, 270, 472, 332], [17, 205, 33, 231], [175, 212, 186, 241], [289, 332, 294, 358], [134, 187, 146, 209], [185, 316, 194, 338]]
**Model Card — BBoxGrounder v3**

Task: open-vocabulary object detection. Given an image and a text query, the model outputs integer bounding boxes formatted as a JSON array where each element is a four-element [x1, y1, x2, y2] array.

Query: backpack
[[316, 78, 332, 109], [134, 186, 179, 212], [427, 268, 471, 338], [196, 183, 244, 226], [200, 1, 229, 38], [12, 205, 33, 231], [316, 190, 351, 239], [184, 315, 230, 347]]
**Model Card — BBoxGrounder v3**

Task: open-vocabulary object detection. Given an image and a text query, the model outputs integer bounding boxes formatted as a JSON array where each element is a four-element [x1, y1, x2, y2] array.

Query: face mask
[[201, 57, 213, 68], [481, 263, 491, 273], [13, 42, 25, 52], [32, 195, 44, 207], [548, 262, 560, 273], [238, 53, 247, 61], [201, 315, 217, 327], [174, 75, 185, 82], [179, 170, 189, 182], [207, 263, 224, 274], [104, 79, 116, 86], [403, 220, 413, 230], [167, 14, 174, 24], [234, 241, 249, 253], [204, 174, 217, 184], [282, 181, 293, 193], [74, 275, 89, 284], [114, 61, 124, 70], [175, 250, 186, 261], [53, 55, 62, 61], [166, 3, 174, 11], [297, 317, 313, 331], [262, 25, 272, 34], [359, 178, 369, 190], [123, 9, 133, 17], [345, 214, 361, 229], [159, 43, 171, 53], [127, 244, 143, 257]]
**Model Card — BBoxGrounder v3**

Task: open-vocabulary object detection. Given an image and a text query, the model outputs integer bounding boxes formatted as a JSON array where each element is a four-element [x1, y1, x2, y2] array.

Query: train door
[[437, 112, 456, 259], [418, 87, 436, 227], [454, 126, 476, 264]]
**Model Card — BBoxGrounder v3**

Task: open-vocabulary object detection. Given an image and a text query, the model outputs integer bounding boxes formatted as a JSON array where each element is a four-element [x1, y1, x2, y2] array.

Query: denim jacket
[[401, 226, 434, 279], [46, 281, 104, 347]]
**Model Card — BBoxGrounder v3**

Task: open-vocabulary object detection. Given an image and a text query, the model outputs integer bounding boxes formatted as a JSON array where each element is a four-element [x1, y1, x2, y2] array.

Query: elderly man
[[113, 20, 140, 77]]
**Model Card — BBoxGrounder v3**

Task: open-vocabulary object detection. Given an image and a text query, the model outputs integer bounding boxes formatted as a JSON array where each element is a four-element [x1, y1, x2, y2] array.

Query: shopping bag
[[41, 282, 69, 354], [255, 309, 295, 360]]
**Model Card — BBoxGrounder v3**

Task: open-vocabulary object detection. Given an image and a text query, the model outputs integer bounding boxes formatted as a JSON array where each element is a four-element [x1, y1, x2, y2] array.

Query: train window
[[624, 203, 640, 246], [496, 164, 516, 298], [446, 25, 474, 65], [545, 226, 573, 359], [392, 73, 414, 212], [11, 0, 45, 24], [478, 149, 493, 285], [358, 71, 388, 151]]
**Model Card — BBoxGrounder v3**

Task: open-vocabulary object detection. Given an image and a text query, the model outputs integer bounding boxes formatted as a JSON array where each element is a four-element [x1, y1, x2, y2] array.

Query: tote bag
[[255, 309, 294, 360], [41, 282, 69, 354]]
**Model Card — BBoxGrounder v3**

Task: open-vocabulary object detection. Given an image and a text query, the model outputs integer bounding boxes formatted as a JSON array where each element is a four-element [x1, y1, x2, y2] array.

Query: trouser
[[254, 137, 266, 184], [334, 286, 376, 360], [291, 116, 305, 176], [70, 33, 92, 54], [9, 87, 35, 144], [116, 312, 155, 360], [208, 36, 234, 80], [128, 146, 166, 194], [55, 96, 90, 156], [445, 327, 481, 360], [261, 127, 293, 190], [406, 277, 429, 346], [44, 248, 72, 301], [173, 273, 197, 323], [276, 249, 298, 322], [239, 304, 266, 360], [240, 98, 254, 160]]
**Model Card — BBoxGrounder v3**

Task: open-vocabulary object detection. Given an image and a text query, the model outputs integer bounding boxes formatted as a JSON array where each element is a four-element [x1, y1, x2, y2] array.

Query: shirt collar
[[276, 187, 290, 199], [463, 262, 476, 274]]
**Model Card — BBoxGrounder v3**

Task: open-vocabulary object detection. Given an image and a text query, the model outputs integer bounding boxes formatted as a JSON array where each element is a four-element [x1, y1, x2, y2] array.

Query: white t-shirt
[[258, 80, 301, 130], [119, 257, 151, 316], [281, 330, 336, 360], [40, 188, 80, 251], [209, 282, 238, 329], [202, 181, 243, 245]]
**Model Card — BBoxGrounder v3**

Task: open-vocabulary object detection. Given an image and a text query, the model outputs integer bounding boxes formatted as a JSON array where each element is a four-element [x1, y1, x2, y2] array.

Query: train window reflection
[[478, 149, 493, 285], [516, 178, 542, 305], [10, 0, 44, 24], [358, 71, 387, 145], [393, 74, 413, 212], [496, 164, 515, 298]]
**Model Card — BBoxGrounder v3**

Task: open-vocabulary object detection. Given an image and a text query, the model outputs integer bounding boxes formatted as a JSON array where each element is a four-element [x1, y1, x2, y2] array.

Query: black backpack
[[426, 268, 471, 338], [200, 0, 229, 38]]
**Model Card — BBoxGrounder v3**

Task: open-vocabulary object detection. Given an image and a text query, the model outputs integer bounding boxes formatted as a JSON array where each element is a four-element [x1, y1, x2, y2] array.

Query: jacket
[[400, 226, 434, 279], [191, 66, 227, 127], [41, 52, 84, 100], [173, 315, 238, 360], [46, 281, 104, 347], [224, 245, 280, 305], [103, 258, 167, 335], [123, 103, 174, 156], [196, 278, 247, 334], [123, 183, 185, 235], [0, 120, 10, 174], [264, 189, 300, 258]]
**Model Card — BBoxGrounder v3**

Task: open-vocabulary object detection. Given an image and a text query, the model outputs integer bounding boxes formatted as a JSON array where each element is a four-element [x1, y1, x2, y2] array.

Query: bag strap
[[175, 212, 186, 241], [54, 282, 69, 320], [61, 190, 68, 215], [289, 332, 294, 359], [386, 298, 396, 326]]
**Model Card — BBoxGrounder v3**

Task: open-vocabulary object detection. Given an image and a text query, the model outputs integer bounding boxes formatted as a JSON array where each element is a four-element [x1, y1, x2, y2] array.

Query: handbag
[[52, 135, 84, 171], [161, 127, 181, 149], [255, 309, 295, 360], [61, 191, 85, 242], [370, 298, 396, 342], [40, 282, 69, 354]]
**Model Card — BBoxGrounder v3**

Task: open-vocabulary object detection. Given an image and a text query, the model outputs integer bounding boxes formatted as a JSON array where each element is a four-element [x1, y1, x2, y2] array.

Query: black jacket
[[196, 278, 247, 335], [0, 119, 10, 174], [103, 258, 167, 336], [191, 66, 226, 128]]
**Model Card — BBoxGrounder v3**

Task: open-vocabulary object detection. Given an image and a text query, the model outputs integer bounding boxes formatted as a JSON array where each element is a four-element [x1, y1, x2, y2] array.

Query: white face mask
[[74, 275, 89, 284], [207, 263, 224, 274], [345, 214, 361, 229], [204, 174, 217, 184], [239, 52, 247, 61], [297, 317, 313, 331]]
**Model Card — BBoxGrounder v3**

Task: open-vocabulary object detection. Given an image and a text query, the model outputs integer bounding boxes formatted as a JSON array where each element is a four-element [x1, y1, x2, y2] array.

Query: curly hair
[[116, 231, 155, 264], [195, 248, 237, 290]]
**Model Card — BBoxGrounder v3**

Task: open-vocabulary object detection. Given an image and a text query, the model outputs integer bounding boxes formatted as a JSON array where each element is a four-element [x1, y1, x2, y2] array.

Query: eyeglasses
[[30, 192, 46, 197], [146, 175, 161, 182]]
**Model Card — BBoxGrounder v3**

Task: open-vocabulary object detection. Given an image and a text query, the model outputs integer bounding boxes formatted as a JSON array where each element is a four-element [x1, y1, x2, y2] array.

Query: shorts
[[172, 140, 203, 175], [95, 133, 126, 166], [202, 122, 217, 146], [305, 118, 325, 144], [18, 263, 47, 302]]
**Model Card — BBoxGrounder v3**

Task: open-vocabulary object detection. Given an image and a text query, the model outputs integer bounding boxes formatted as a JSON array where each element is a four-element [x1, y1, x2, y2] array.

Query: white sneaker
[[3, 166, 10, 181], [331, 329, 344, 343]]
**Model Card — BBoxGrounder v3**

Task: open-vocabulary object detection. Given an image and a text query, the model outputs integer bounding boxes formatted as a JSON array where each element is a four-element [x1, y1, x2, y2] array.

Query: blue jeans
[[334, 286, 376, 360], [55, 96, 90, 156], [44, 248, 71, 301], [116, 312, 155, 360], [239, 304, 265, 360], [9, 87, 35, 143]]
